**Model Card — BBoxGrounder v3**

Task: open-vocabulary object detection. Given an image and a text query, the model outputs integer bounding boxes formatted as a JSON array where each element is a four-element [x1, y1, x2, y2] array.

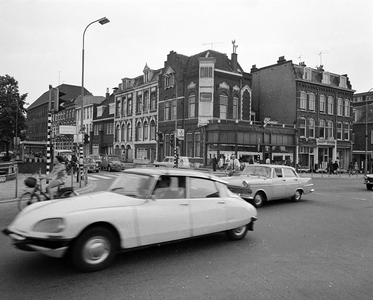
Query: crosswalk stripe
[[87, 177, 100, 181]]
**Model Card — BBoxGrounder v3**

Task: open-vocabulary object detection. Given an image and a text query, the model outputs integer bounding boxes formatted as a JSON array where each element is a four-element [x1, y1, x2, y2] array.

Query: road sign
[[177, 129, 184, 140], [60, 125, 77, 135]]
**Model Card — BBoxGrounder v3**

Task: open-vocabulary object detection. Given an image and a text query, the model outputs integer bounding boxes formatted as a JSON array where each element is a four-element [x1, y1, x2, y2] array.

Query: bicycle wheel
[[18, 192, 40, 211]]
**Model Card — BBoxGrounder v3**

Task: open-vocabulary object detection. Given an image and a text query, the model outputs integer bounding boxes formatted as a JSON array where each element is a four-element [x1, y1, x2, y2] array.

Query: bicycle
[[18, 173, 79, 211]]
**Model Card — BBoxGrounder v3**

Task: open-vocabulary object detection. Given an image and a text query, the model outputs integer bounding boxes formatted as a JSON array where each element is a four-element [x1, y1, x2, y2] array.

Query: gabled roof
[[28, 84, 92, 110], [94, 93, 115, 121], [184, 50, 244, 74]]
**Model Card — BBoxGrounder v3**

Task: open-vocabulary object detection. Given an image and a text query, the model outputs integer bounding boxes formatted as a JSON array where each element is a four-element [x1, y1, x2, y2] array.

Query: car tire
[[70, 227, 118, 272], [226, 225, 248, 240], [253, 192, 265, 208], [292, 190, 302, 201], [367, 184, 372, 190], [108, 166, 111, 172], [96, 169, 99, 173]]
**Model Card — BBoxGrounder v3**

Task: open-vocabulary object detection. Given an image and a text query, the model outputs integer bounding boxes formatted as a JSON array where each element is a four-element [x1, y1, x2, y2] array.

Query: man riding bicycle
[[43, 155, 67, 200]]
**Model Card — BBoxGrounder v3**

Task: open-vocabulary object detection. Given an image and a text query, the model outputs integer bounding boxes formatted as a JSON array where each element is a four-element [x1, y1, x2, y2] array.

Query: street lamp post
[[364, 88, 373, 175], [79, 17, 109, 185]]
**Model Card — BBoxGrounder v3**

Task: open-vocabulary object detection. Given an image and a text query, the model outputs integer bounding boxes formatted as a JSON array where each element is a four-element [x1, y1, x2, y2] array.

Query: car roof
[[122, 168, 227, 183], [245, 164, 295, 169]]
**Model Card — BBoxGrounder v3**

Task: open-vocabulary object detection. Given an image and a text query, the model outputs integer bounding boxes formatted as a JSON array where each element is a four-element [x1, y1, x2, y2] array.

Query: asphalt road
[[0, 174, 372, 300]]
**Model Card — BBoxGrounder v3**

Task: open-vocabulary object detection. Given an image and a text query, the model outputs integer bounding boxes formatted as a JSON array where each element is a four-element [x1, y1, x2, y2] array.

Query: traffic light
[[54, 88, 66, 112], [84, 134, 89, 144], [176, 137, 180, 147], [169, 134, 174, 147]]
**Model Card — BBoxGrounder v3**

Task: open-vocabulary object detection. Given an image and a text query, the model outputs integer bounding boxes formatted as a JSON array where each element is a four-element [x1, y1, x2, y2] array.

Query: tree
[[0, 75, 28, 159]]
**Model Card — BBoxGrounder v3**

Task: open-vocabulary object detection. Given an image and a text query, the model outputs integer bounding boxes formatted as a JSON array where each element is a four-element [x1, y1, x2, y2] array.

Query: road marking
[[90, 174, 115, 179]]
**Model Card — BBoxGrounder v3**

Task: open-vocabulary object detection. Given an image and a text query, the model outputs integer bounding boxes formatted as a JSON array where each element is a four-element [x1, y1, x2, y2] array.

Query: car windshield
[[109, 173, 153, 198], [108, 156, 120, 162], [85, 158, 95, 163], [89, 155, 100, 160], [241, 165, 272, 178]]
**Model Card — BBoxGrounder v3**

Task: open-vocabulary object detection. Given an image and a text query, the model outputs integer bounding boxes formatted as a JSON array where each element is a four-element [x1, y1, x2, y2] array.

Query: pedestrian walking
[[212, 155, 218, 171], [218, 155, 224, 171], [327, 159, 333, 176]]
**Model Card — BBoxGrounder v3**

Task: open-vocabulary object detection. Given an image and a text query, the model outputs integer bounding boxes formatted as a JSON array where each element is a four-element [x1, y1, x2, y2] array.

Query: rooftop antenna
[[232, 40, 238, 53], [298, 55, 302, 63], [314, 49, 329, 67], [202, 42, 222, 50]]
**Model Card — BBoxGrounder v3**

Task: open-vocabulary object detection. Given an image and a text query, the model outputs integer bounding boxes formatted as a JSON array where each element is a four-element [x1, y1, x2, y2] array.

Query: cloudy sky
[[1, 0, 372, 106]]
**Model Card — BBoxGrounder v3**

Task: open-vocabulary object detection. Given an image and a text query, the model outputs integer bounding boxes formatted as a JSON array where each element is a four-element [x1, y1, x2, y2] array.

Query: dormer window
[[109, 103, 115, 115], [322, 72, 330, 84], [164, 73, 175, 89], [97, 106, 104, 117], [303, 67, 312, 80], [339, 76, 347, 88]]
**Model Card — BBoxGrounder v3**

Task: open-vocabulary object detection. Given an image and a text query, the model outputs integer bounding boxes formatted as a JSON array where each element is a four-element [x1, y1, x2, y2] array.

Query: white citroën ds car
[[3, 168, 257, 272]]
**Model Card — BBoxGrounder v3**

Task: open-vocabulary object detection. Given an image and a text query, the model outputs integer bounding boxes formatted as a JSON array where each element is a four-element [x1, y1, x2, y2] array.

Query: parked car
[[86, 154, 102, 169], [154, 156, 191, 168], [3, 168, 257, 272], [364, 174, 373, 190], [83, 157, 99, 173], [222, 164, 315, 207], [101, 155, 125, 172]]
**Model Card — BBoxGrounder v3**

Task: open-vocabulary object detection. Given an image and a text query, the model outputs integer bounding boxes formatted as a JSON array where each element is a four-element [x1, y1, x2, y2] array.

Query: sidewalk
[[0, 173, 95, 203]]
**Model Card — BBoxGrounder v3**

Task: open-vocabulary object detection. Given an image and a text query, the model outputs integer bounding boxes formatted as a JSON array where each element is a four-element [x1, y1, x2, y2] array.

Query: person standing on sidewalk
[[333, 160, 339, 175], [212, 155, 218, 171], [327, 159, 333, 176]]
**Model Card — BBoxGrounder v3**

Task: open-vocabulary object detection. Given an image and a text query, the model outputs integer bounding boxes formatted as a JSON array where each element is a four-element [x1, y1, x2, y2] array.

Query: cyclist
[[43, 155, 67, 200]]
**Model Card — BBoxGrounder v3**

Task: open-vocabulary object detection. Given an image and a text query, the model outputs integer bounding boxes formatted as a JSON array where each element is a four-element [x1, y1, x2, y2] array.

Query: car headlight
[[33, 218, 65, 233]]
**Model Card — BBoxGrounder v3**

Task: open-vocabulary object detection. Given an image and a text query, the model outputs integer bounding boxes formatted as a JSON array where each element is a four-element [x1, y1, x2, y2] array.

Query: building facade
[[158, 49, 297, 167], [113, 64, 161, 162], [91, 91, 115, 156], [352, 90, 373, 172], [251, 57, 355, 171]]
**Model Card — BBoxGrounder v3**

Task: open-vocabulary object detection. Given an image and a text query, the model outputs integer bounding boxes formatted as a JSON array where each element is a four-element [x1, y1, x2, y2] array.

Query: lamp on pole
[[79, 17, 109, 185], [80, 17, 110, 136], [364, 88, 373, 175]]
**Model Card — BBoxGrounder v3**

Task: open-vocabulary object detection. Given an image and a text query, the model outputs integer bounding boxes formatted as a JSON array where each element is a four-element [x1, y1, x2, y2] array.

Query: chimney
[[251, 64, 258, 73], [299, 62, 306, 67], [277, 56, 286, 64], [106, 87, 109, 99], [231, 52, 238, 73]]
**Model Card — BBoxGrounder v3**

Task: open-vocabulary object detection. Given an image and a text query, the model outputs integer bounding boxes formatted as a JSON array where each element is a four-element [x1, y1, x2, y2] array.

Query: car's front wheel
[[366, 184, 372, 190], [253, 192, 265, 208], [70, 227, 118, 272], [226, 225, 248, 240], [108, 166, 112, 172], [292, 189, 302, 202]]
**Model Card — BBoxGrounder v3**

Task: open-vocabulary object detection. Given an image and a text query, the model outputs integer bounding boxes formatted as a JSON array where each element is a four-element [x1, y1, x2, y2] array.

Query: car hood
[[8, 192, 146, 230], [221, 175, 270, 185]]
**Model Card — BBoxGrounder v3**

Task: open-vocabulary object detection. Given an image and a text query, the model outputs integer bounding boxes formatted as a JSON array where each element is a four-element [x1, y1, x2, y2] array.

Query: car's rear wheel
[[70, 227, 118, 272], [366, 184, 372, 190], [292, 190, 302, 202], [226, 225, 248, 240], [253, 192, 265, 208], [108, 166, 112, 172]]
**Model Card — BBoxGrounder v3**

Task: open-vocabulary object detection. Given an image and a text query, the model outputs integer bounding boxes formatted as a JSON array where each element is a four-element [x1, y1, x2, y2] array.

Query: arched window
[[121, 124, 125, 141], [219, 92, 228, 119], [186, 130, 193, 157], [308, 93, 315, 111], [116, 125, 120, 142], [136, 122, 142, 141], [326, 120, 333, 138], [319, 119, 325, 138], [300, 91, 307, 110], [327, 96, 334, 115], [308, 118, 315, 138], [337, 98, 343, 116], [320, 95, 326, 113], [150, 120, 156, 141], [344, 99, 350, 117], [233, 95, 238, 119], [299, 117, 306, 137], [127, 97, 133, 116], [143, 121, 148, 141], [337, 121, 342, 140], [188, 93, 196, 118], [194, 130, 201, 157], [344, 123, 350, 140], [127, 123, 132, 141]]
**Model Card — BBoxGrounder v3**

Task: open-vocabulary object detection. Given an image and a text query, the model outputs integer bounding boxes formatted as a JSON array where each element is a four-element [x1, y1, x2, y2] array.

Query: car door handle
[[218, 201, 225, 204], [180, 203, 189, 206]]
